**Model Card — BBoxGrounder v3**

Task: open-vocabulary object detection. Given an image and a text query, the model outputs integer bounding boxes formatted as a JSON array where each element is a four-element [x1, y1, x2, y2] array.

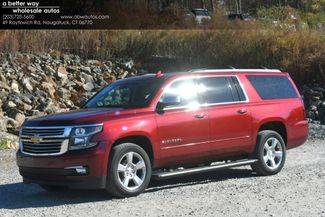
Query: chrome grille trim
[[20, 127, 72, 156]]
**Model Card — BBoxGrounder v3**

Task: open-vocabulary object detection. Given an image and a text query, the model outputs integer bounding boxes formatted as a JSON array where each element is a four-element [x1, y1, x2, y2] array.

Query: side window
[[231, 77, 247, 101], [198, 76, 245, 104], [247, 75, 298, 100], [198, 77, 234, 104], [160, 78, 199, 108]]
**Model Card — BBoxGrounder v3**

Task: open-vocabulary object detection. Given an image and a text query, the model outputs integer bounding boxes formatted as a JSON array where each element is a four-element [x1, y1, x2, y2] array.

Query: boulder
[[10, 81, 20, 93], [14, 113, 25, 127], [22, 78, 33, 92], [83, 82, 94, 91], [41, 82, 56, 98]]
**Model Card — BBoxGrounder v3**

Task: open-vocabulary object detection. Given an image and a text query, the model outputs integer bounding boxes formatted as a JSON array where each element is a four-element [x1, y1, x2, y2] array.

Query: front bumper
[[16, 143, 109, 189]]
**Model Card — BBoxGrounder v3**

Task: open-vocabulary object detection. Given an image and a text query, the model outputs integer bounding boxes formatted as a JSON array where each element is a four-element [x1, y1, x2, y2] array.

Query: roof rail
[[188, 68, 208, 72], [189, 69, 282, 73]]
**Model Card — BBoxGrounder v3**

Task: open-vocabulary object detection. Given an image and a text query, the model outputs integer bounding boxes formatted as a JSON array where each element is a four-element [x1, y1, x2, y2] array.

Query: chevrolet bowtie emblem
[[30, 135, 42, 144]]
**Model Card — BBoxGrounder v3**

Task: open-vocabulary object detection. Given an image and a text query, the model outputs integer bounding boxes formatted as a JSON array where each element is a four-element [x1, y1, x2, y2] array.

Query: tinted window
[[160, 78, 199, 108], [85, 77, 163, 109], [198, 77, 238, 104], [247, 75, 298, 100]]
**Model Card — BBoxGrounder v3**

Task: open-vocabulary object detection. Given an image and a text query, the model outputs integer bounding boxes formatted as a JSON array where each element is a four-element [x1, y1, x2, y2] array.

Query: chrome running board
[[152, 159, 258, 180]]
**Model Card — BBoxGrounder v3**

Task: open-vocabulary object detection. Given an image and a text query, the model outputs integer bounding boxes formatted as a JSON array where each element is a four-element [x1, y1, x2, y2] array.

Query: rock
[[10, 81, 20, 93], [81, 72, 94, 84], [27, 66, 37, 73], [57, 88, 71, 100], [0, 52, 140, 133], [6, 117, 18, 129], [81, 66, 91, 74], [7, 101, 16, 108], [0, 116, 7, 131], [41, 82, 56, 98], [0, 81, 10, 90], [22, 78, 33, 92], [23, 103, 33, 111], [120, 70, 129, 79], [87, 60, 101, 65], [83, 82, 94, 91], [45, 65, 56, 74], [57, 66, 68, 84], [123, 60, 134, 69], [30, 110, 45, 117], [57, 66, 68, 76], [14, 113, 25, 127], [67, 66, 77, 73], [92, 67, 102, 74]]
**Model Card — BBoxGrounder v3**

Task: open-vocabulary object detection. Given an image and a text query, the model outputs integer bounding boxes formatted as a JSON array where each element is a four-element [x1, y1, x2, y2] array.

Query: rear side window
[[198, 76, 246, 104], [247, 75, 298, 100]]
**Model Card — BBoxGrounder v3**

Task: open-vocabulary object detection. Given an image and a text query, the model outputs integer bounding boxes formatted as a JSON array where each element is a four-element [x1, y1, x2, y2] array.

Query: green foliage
[[0, 139, 9, 150], [0, 29, 324, 84]]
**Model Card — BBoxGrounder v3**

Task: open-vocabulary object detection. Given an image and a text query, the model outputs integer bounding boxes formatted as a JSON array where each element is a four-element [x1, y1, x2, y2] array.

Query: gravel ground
[[0, 139, 324, 217]]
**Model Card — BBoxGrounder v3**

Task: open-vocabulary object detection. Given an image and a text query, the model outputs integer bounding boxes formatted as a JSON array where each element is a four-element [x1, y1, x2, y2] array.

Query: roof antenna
[[228, 66, 236, 69], [261, 66, 268, 69]]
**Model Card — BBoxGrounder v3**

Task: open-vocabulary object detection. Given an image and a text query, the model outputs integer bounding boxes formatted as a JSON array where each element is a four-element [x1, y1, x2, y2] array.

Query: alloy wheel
[[117, 151, 147, 191], [263, 137, 283, 170]]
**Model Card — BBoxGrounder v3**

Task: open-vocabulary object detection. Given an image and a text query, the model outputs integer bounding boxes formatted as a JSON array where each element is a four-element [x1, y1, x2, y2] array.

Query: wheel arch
[[257, 119, 287, 145], [111, 135, 155, 165]]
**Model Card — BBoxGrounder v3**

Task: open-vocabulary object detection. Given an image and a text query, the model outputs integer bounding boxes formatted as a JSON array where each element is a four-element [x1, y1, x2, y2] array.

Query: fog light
[[65, 166, 88, 175]]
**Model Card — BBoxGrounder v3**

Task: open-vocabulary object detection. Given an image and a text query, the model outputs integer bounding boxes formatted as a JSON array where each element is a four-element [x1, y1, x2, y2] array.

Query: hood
[[23, 108, 127, 127]]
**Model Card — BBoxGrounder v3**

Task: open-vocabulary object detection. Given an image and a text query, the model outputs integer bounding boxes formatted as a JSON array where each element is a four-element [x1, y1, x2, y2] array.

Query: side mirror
[[156, 102, 165, 114], [156, 101, 178, 114], [156, 95, 181, 114], [156, 97, 181, 114]]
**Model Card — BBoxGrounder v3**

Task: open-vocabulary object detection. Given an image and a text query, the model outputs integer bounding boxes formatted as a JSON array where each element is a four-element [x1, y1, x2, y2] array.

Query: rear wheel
[[106, 143, 152, 197], [251, 130, 286, 176]]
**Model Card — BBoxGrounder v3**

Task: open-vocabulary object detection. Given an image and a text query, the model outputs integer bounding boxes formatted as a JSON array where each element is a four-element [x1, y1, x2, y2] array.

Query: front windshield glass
[[85, 77, 163, 109]]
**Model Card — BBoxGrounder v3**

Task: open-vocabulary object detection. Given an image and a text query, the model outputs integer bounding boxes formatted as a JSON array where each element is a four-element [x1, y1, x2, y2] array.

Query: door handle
[[194, 114, 206, 119], [237, 108, 247, 115]]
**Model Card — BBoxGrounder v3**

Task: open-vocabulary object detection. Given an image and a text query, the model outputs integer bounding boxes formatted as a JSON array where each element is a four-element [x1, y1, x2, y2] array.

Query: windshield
[[85, 77, 163, 109]]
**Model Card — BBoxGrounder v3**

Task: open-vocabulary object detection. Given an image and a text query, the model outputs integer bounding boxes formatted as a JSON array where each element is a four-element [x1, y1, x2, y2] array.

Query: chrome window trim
[[157, 75, 249, 111], [20, 123, 103, 156]]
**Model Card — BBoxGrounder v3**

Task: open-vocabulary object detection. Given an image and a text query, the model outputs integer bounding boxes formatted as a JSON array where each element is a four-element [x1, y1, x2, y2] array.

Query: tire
[[39, 184, 68, 192], [251, 130, 286, 176], [106, 143, 152, 197]]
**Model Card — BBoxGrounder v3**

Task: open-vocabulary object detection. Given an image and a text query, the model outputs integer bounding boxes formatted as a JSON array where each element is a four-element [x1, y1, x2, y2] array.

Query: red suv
[[17, 69, 309, 197]]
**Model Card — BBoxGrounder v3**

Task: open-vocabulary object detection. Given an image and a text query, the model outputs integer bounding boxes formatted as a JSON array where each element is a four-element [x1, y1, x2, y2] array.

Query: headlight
[[69, 124, 103, 150]]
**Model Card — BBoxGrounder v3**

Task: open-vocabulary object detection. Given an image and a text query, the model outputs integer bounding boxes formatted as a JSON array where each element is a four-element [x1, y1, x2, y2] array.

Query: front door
[[155, 77, 210, 165]]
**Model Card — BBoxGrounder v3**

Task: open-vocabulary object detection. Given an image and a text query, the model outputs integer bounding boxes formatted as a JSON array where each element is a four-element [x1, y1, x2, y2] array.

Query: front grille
[[20, 127, 69, 155], [21, 128, 65, 137]]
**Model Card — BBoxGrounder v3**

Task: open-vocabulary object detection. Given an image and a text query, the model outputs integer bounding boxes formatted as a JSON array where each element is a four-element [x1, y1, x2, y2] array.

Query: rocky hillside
[[0, 52, 137, 134], [0, 52, 324, 136]]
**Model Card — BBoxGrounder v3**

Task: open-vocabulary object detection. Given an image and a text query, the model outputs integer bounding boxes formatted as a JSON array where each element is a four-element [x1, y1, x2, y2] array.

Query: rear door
[[197, 75, 253, 155]]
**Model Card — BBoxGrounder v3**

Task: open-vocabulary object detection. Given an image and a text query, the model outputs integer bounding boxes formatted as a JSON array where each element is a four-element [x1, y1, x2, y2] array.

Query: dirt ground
[[0, 139, 324, 217]]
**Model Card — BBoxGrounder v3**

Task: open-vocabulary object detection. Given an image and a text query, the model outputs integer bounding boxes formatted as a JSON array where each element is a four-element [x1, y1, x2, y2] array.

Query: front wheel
[[106, 143, 152, 197], [251, 130, 286, 176]]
